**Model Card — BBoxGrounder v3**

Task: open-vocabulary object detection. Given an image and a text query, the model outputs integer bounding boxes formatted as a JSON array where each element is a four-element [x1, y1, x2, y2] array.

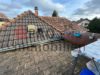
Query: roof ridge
[[40, 16, 68, 19], [40, 16, 71, 24], [11, 10, 33, 22]]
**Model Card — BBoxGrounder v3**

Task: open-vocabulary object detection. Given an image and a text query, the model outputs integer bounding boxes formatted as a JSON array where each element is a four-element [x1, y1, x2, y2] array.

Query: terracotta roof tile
[[39, 16, 72, 33], [39, 16, 87, 33]]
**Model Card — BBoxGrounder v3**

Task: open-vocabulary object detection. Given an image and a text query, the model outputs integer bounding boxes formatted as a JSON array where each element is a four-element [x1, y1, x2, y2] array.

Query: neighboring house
[[77, 18, 90, 27], [0, 12, 9, 27], [33, 7, 87, 34], [33, 7, 93, 46], [71, 22, 88, 33], [0, 12, 9, 22]]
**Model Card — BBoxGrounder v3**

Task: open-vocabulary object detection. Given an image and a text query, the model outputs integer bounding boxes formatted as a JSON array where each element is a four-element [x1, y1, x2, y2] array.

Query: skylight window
[[27, 24, 37, 34]]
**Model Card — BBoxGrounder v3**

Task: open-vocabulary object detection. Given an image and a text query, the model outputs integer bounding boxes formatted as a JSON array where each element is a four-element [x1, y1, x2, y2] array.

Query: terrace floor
[[0, 41, 88, 75]]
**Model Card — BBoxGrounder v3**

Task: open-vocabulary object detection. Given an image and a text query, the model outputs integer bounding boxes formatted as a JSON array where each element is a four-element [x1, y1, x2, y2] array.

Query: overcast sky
[[0, 0, 100, 21]]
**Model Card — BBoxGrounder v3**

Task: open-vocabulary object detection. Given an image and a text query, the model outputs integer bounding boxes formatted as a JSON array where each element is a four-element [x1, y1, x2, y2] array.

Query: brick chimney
[[34, 6, 38, 16]]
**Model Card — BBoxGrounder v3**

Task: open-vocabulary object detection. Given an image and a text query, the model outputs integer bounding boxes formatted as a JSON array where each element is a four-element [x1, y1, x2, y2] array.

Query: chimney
[[34, 6, 38, 16]]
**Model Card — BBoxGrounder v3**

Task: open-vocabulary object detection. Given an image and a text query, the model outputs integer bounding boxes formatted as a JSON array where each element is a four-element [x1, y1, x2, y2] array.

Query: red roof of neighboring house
[[39, 16, 72, 33], [39, 16, 87, 33], [39, 16, 94, 46], [0, 12, 9, 21]]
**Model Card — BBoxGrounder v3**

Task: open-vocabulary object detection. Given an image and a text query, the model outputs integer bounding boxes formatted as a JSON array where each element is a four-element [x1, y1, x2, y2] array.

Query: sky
[[0, 0, 100, 21]]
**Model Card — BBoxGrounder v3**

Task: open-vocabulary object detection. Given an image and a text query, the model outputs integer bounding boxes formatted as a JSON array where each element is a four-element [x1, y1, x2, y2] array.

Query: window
[[37, 28, 43, 33]]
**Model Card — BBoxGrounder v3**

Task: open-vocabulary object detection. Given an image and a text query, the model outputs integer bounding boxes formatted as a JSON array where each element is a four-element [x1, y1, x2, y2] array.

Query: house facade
[[77, 18, 90, 27]]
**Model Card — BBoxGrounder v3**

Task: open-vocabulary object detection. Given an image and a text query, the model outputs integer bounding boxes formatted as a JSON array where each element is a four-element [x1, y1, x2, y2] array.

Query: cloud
[[22, 0, 65, 16], [0, 2, 22, 11], [0, 0, 65, 17], [0, 1, 22, 18], [73, 0, 100, 19]]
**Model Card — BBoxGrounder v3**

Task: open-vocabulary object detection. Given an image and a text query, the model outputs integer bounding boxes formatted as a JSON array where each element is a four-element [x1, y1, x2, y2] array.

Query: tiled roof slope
[[0, 10, 61, 51], [40, 16, 87, 33], [0, 12, 9, 21], [39, 16, 71, 33]]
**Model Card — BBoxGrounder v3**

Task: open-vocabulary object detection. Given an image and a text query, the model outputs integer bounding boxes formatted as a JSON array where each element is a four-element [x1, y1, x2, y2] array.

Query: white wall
[[78, 20, 90, 27]]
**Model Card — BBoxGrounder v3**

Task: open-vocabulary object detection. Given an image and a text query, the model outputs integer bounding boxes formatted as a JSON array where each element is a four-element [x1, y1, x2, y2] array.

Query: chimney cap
[[35, 6, 38, 10]]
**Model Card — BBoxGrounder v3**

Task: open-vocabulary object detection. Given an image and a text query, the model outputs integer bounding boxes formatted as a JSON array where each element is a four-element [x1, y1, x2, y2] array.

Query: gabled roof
[[0, 10, 61, 52], [76, 18, 90, 24], [39, 16, 87, 33]]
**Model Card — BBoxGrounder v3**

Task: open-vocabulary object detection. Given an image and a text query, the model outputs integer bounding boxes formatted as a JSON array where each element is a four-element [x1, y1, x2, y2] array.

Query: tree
[[87, 17, 100, 33], [52, 10, 58, 17]]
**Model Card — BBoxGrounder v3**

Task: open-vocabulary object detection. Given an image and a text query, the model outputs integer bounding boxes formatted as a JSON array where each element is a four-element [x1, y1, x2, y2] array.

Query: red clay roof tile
[[39, 16, 72, 33], [39, 16, 87, 33]]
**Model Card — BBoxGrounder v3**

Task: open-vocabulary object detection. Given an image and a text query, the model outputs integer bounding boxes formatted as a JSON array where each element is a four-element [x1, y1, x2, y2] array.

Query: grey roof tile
[[0, 10, 61, 52]]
